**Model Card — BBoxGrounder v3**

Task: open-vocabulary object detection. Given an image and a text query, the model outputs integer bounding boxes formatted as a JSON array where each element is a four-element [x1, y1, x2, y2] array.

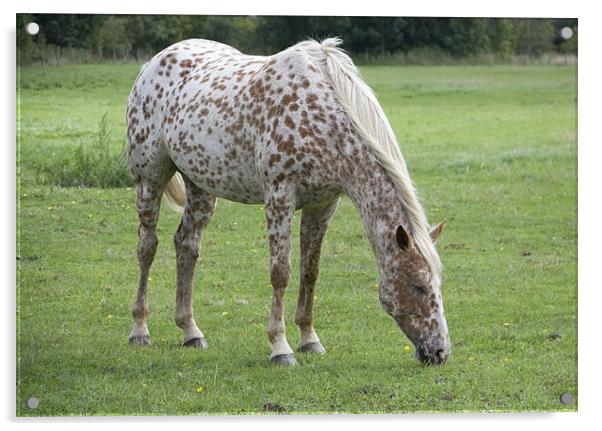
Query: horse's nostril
[[435, 349, 445, 362]]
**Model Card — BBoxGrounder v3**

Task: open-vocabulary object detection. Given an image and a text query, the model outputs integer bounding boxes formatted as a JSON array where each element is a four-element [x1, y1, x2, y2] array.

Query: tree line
[[17, 15, 577, 64]]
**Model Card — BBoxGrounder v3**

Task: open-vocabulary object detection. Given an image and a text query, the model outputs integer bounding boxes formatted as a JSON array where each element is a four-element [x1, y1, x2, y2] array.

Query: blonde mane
[[294, 37, 441, 276]]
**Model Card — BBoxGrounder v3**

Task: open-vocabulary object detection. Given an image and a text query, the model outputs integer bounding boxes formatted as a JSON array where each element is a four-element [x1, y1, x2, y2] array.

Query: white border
[[4, 1, 600, 430], [12, 0, 582, 17]]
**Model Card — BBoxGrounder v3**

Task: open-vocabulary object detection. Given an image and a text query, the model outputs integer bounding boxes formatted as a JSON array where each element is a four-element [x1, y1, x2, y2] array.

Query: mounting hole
[[26, 397, 39, 409], [26, 22, 39, 36], [560, 27, 573, 40], [559, 392, 573, 405]]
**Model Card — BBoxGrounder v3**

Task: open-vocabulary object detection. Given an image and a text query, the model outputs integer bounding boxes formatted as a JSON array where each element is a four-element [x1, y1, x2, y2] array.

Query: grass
[[16, 63, 577, 415]]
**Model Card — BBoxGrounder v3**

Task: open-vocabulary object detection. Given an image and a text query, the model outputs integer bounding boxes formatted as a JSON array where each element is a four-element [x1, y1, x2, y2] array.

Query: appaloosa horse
[[126, 37, 450, 366]]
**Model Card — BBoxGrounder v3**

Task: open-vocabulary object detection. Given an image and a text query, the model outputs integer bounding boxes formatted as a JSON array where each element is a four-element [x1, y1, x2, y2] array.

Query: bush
[[33, 113, 132, 188]]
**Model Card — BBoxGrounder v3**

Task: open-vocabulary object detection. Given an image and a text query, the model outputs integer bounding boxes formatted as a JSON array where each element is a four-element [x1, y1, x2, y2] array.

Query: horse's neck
[[344, 160, 406, 280]]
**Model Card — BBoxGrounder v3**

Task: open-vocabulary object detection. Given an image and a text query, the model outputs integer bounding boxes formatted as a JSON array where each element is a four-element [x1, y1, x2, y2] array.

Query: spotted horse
[[126, 37, 451, 366]]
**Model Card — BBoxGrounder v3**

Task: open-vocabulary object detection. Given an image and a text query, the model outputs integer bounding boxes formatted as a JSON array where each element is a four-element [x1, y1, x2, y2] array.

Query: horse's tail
[[163, 173, 186, 214]]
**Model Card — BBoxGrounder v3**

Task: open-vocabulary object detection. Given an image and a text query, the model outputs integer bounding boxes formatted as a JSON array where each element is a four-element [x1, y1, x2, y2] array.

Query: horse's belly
[[169, 140, 265, 204], [193, 171, 265, 205]]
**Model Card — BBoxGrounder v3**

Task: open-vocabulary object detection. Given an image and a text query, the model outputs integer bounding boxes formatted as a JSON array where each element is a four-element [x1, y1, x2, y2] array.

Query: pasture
[[17, 63, 577, 415]]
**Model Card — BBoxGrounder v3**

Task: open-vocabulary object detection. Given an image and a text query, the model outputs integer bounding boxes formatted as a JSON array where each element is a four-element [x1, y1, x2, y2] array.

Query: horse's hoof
[[298, 341, 325, 354], [182, 337, 208, 349], [129, 335, 151, 346], [270, 354, 298, 366]]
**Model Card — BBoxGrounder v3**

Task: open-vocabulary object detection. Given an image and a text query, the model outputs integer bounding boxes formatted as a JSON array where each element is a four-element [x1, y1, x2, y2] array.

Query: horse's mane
[[293, 37, 441, 276]]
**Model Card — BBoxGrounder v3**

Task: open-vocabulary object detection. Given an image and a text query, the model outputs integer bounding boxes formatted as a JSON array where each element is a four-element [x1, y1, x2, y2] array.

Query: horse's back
[[127, 39, 347, 207]]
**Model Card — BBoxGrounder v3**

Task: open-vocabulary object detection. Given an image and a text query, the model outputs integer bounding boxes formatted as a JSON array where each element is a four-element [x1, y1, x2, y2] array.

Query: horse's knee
[[174, 230, 200, 261], [137, 230, 158, 262], [270, 262, 291, 290], [137, 205, 159, 247]]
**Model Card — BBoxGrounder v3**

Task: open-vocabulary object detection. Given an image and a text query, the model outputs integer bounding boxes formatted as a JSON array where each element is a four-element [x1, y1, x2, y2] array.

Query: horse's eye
[[412, 284, 427, 295]]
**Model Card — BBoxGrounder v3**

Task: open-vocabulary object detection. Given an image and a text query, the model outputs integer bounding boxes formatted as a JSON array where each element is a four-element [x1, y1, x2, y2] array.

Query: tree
[[512, 19, 556, 56], [97, 16, 131, 59], [16, 15, 578, 64], [487, 18, 516, 59]]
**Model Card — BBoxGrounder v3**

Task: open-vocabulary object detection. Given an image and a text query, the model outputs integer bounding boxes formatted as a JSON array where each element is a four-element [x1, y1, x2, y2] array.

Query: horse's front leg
[[296, 198, 340, 353], [265, 184, 297, 366]]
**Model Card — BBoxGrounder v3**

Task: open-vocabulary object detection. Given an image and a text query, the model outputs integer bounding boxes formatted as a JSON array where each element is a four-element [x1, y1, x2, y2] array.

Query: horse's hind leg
[[127, 120, 175, 345], [296, 198, 340, 354], [265, 183, 297, 366], [128, 176, 173, 346], [174, 177, 216, 348]]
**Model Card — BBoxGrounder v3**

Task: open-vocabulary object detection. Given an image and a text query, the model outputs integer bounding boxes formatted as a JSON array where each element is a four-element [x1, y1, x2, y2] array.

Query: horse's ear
[[396, 225, 412, 251], [429, 220, 447, 243]]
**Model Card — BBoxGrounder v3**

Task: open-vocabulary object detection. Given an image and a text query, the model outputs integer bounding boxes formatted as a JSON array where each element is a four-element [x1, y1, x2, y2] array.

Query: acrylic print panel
[[16, 14, 578, 416]]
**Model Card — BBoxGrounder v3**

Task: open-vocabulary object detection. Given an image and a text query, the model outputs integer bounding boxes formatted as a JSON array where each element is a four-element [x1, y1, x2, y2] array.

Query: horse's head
[[378, 220, 451, 365]]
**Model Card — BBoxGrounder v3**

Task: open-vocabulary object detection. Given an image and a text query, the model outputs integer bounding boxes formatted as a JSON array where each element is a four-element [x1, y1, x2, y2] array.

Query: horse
[[125, 37, 451, 366]]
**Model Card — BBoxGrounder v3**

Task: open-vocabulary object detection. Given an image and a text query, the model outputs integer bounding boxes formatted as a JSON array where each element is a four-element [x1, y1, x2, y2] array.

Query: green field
[[16, 63, 577, 415]]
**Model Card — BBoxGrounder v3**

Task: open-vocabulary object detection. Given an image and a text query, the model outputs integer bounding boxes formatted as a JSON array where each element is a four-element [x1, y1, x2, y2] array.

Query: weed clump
[[32, 113, 131, 188]]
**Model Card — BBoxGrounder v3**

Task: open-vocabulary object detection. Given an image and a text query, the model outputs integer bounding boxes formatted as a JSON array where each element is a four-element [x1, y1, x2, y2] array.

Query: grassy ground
[[16, 63, 577, 415]]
